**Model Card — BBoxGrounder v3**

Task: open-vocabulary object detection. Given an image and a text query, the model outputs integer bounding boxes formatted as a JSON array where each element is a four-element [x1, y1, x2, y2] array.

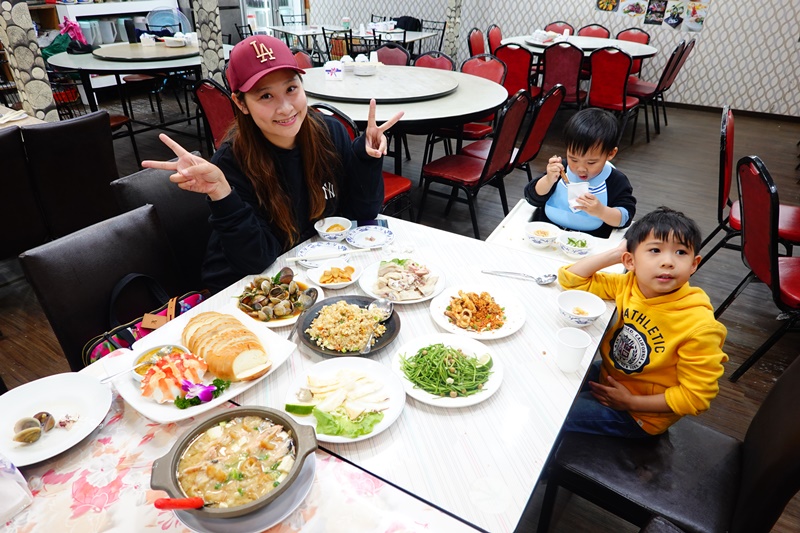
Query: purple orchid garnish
[[181, 380, 217, 402]]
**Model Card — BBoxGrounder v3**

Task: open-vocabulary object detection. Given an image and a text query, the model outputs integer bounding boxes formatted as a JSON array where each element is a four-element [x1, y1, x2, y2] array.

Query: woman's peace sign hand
[[141, 134, 232, 201], [364, 99, 404, 158]]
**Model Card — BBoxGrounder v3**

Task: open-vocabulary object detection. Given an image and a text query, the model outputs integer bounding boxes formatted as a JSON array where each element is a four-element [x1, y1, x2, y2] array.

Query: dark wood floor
[[2, 89, 800, 532]]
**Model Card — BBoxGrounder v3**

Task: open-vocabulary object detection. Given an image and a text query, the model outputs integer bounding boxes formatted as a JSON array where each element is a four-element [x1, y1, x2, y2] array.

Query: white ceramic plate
[[346, 226, 395, 249], [358, 259, 446, 305], [175, 453, 316, 533], [306, 259, 362, 290], [102, 309, 296, 424], [232, 272, 324, 328], [429, 285, 526, 339], [391, 334, 504, 408], [284, 357, 405, 443], [0, 373, 112, 466], [295, 241, 350, 268]]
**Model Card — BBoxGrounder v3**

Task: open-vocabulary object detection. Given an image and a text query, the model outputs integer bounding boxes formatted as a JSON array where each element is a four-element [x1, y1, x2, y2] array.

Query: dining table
[[503, 34, 658, 59], [0, 104, 45, 129], [3, 212, 621, 532], [303, 65, 509, 175]]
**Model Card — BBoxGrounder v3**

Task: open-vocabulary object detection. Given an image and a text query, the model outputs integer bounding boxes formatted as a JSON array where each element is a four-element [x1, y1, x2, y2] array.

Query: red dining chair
[[461, 84, 566, 182], [544, 21, 575, 36], [417, 90, 531, 239], [310, 103, 414, 219], [577, 24, 610, 38], [616, 27, 651, 79], [487, 23, 503, 54], [586, 47, 638, 144], [467, 27, 485, 57], [628, 41, 684, 142], [413, 50, 455, 70], [422, 54, 507, 167], [292, 49, 313, 69], [375, 42, 411, 65], [193, 78, 236, 153], [655, 38, 696, 129], [495, 43, 535, 97], [720, 156, 800, 382], [538, 41, 585, 107]]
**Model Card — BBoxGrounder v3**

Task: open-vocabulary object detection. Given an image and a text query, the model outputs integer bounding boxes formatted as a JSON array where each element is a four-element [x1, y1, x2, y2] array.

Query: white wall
[[309, 0, 800, 117]]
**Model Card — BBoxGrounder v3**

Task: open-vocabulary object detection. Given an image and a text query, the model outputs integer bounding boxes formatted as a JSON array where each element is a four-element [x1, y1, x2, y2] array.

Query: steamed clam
[[237, 267, 315, 322]]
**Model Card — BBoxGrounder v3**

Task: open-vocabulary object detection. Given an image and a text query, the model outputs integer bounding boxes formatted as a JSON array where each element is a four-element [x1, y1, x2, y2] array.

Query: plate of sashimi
[[101, 310, 296, 424]]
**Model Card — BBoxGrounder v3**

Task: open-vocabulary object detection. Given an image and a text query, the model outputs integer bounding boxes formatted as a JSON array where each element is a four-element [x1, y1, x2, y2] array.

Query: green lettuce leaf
[[312, 407, 384, 438]]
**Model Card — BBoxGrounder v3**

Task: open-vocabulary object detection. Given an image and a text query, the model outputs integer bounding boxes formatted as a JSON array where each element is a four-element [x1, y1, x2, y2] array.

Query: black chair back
[[19, 205, 182, 371]]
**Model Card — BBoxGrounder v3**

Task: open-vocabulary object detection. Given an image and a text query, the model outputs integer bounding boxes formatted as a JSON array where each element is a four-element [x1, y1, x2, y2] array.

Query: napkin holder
[[324, 60, 344, 80], [340, 55, 354, 73], [0, 454, 33, 524]]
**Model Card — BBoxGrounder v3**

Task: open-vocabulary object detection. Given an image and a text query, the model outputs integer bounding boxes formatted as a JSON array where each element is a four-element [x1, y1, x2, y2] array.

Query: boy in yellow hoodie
[[558, 206, 728, 437]]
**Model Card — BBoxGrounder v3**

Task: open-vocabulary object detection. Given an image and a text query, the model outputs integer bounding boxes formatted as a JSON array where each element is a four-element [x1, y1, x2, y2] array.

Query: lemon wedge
[[285, 403, 315, 415], [476, 354, 493, 369]]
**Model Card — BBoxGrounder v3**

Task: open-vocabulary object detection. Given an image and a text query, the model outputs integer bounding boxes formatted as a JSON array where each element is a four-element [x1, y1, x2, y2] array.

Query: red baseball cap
[[226, 35, 306, 93]]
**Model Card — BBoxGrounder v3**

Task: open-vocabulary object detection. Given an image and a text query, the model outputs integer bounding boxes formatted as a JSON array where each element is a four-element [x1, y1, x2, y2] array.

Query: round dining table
[[503, 34, 658, 58], [303, 65, 509, 175]]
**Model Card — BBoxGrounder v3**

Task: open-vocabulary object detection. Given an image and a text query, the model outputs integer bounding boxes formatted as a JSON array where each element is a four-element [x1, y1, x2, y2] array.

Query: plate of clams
[[235, 266, 324, 328], [0, 373, 112, 466]]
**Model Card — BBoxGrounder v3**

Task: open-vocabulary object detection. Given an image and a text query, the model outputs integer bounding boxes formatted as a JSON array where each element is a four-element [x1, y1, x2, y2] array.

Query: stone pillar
[[443, 0, 462, 63], [193, 0, 224, 86], [0, 0, 57, 121]]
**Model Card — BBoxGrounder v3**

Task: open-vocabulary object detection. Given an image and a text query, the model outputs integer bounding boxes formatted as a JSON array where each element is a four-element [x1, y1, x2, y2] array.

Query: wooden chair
[[193, 78, 236, 153], [310, 103, 414, 220], [21, 111, 121, 239], [19, 205, 183, 371], [487, 23, 503, 54], [0, 126, 48, 258], [577, 23, 610, 38], [586, 47, 638, 145], [467, 27, 485, 56], [616, 27, 651, 78], [413, 50, 455, 71], [462, 84, 566, 182], [544, 21, 575, 36], [537, 347, 800, 531], [417, 90, 531, 239]]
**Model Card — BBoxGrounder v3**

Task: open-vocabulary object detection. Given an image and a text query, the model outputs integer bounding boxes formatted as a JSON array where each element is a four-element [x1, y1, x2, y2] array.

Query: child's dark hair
[[563, 108, 619, 155], [625, 207, 702, 254]]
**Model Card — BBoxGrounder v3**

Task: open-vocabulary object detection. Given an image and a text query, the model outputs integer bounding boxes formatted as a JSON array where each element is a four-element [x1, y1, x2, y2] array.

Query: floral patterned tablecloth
[[5, 389, 478, 533]]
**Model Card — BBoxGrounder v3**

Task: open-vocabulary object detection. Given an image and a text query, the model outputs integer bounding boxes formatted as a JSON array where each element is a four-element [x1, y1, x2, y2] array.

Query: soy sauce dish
[[150, 406, 317, 518]]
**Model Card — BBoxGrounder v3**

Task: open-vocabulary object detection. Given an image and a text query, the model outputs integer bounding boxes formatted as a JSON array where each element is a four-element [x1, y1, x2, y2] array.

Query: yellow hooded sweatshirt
[[559, 266, 728, 435]]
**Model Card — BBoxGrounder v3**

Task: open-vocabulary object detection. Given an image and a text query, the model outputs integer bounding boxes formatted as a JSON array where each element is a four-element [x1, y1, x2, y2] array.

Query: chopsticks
[[0, 109, 26, 124], [286, 247, 370, 263], [554, 154, 569, 184]]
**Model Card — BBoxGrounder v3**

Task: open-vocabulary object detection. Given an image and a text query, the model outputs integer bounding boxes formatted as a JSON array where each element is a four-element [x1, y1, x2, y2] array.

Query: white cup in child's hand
[[556, 327, 591, 373], [568, 182, 589, 212]]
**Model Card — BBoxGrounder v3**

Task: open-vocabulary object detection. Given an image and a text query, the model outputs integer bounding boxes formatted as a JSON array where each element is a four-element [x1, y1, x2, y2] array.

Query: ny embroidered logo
[[322, 182, 335, 200], [250, 41, 276, 63]]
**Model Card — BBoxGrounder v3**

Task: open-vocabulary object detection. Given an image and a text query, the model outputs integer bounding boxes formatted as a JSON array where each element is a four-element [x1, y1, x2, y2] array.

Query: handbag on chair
[[81, 273, 207, 366]]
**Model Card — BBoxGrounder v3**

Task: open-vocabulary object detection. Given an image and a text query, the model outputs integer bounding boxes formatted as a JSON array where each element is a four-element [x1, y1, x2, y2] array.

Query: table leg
[[78, 70, 98, 112], [114, 74, 130, 117], [394, 131, 404, 175]]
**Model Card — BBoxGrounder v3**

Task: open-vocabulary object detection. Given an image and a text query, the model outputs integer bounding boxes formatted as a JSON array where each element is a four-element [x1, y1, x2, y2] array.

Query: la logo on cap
[[250, 40, 276, 63]]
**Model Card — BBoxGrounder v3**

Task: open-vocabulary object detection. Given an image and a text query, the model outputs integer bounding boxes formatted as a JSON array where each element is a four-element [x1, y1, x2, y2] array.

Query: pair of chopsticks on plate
[[286, 247, 370, 263], [554, 154, 570, 184], [0, 109, 27, 124]]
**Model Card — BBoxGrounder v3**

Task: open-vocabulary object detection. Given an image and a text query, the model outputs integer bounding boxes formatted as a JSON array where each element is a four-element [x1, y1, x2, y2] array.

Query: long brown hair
[[228, 95, 342, 247]]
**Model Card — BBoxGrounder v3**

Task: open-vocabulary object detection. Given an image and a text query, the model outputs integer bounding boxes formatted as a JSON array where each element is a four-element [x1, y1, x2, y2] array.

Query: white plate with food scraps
[[102, 310, 296, 424], [0, 373, 112, 466], [233, 270, 324, 328], [429, 285, 526, 340], [358, 259, 447, 304], [283, 357, 405, 443], [295, 241, 350, 268], [345, 226, 395, 249], [391, 333, 503, 408]]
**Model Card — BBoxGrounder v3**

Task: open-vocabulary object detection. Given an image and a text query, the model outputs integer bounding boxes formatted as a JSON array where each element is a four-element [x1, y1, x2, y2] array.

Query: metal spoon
[[360, 298, 394, 355], [481, 270, 557, 285], [287, 287, 319, 341]]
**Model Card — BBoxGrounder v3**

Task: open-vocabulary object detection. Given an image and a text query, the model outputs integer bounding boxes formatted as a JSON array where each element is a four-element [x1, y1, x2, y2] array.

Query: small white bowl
[[306, 258, 362, 289], [354, 63, 377, 76], [524, 221, 559, 248], [161, 36, 187, 48], [557, 231, 594, 258], [130, 344, 189, 383], [557, 290, 606, 327], [314, 217, 352, 242]]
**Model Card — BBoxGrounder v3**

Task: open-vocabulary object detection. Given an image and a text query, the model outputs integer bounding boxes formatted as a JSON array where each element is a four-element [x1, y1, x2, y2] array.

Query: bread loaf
[[182, 312, 271, 381]]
